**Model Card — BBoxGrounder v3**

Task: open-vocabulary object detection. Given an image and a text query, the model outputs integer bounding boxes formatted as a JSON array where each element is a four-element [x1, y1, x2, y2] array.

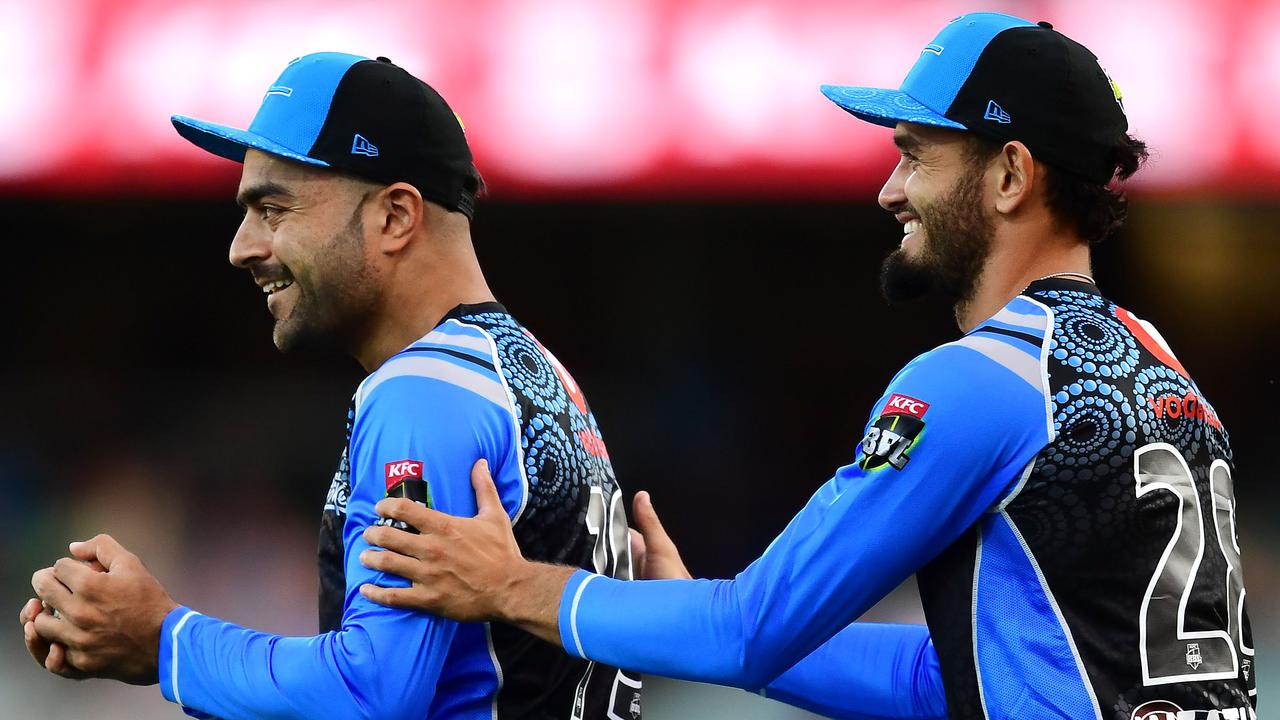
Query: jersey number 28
[[1135, 443, 1252, 686]]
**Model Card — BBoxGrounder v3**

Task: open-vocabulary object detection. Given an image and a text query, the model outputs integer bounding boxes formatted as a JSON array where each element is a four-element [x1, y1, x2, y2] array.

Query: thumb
[[471, 459, 507, 521], [65, 544, 107, 573], [69, 534, 128, 571], [632, 492, 674, 548]]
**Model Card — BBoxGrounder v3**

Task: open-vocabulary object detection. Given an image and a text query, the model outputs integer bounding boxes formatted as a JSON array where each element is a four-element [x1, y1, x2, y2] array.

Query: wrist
[[499, 559, 544, 623], [501, 561, 576, 645]]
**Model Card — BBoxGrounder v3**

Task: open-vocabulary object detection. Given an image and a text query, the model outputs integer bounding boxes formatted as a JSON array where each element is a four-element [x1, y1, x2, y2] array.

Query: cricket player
[[19, 53, 641, 720], [354, 14, 1257, 720]]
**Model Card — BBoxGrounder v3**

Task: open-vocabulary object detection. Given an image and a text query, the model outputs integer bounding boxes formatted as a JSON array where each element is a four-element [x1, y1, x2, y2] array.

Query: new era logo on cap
[[351, 133, 379, 157], [983, 100, 1011, 124]]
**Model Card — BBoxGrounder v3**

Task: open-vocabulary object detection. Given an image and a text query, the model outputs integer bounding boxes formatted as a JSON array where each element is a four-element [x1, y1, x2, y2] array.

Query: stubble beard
[[879, 164, 994, 309], [272, 207, 377, 354]]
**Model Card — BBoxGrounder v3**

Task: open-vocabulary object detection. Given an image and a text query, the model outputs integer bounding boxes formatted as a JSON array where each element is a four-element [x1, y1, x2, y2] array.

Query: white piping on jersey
[[483, 622, 503, 720], [993, 298, 1056, 512], [1021, 297, 1058, 445], [355, 356, 508, 414], [949, 335, 1043, 392], [169, 609, 201, 710], [569, 574, 599, 659], [992, 459, 1037, 514], [1000, 511, 1104, 720], [451, 319, 531, 526], [972, 533, 991, 720]]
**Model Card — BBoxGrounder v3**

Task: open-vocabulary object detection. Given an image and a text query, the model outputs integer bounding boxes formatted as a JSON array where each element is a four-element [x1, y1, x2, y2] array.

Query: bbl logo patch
[[859, 393, 928, 471]]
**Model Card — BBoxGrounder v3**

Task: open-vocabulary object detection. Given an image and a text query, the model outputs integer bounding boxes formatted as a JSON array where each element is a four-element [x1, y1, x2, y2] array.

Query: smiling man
[[354, 14, 1257, 720], [18, 52, 641, 720]]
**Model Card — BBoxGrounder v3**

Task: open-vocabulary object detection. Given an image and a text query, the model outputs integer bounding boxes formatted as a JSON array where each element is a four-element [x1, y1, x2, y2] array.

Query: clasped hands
[[19, 534, 177, 685]]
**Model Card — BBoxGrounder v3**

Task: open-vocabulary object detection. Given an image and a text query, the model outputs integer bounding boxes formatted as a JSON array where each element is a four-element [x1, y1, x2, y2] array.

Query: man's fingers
[[44, 641, 87, 680], [629, 528, 648, 575], [632, 492, 673, 547], [52, 558, 101, 594], [32, 611, 84, 648], [19, 597, 42, 625], [470, 459, 506, 520], [31, 568, 75, 614], [68, 534, 129, 571], [360, 548, 428, 579], [631, 491, 692, 580], [66, 542, 108, 573], [24, 620, 51, 668], [359, 583, 425, 609], [373, 498, 451, 535]]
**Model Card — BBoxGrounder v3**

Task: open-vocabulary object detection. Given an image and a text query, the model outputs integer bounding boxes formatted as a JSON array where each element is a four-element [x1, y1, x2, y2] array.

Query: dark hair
[[966, 134, 1149, 244], [467, 162, 487, 199]]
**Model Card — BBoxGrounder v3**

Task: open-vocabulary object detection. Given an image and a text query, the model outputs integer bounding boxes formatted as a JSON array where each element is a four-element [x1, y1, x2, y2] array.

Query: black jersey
[[918, 280, 1255, 719]]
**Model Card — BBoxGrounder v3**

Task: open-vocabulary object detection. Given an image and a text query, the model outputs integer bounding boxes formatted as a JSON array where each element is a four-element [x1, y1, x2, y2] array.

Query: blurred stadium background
[[2, 0, 1276, 717]]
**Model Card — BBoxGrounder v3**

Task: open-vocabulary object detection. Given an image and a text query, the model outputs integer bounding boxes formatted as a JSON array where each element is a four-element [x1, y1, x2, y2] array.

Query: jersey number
[[585, 485, 634, 581], [572, 486, 642, 720], [1135, 443, 1252, 686]]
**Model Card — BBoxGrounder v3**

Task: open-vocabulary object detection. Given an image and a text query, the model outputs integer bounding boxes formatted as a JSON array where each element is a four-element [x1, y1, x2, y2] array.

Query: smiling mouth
[[262, 279, 294, 295]]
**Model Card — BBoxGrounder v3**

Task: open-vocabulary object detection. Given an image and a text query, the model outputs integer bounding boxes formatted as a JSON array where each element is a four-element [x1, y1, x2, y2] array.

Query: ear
[[991, 140, 1037, 215], [369, 182, 424, 254]]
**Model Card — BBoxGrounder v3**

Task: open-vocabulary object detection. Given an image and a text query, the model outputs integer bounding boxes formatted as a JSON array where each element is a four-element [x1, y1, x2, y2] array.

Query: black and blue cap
[[173, 52, 478, 218], [822, 12, 1129, 184]]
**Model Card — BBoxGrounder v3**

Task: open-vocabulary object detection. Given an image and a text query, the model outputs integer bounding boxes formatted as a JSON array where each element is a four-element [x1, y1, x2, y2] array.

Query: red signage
[[2, 0, 1278, 197]]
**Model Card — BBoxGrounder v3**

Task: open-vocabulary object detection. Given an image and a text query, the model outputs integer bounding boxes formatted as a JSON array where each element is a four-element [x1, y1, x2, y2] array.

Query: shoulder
[[354, 319, 512, 422], [879, 296, 1052, 431]]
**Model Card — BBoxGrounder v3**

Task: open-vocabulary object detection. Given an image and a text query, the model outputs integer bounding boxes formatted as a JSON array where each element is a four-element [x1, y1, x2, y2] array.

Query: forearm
[[762, 623, 947, 720], [159, 607, 450, 720], [555, 470, 955, 688]]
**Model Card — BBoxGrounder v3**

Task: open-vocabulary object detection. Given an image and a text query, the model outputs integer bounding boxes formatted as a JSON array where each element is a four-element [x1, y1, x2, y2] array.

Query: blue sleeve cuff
[[157, 606, 211, 716], [558, 568, 600, 659]]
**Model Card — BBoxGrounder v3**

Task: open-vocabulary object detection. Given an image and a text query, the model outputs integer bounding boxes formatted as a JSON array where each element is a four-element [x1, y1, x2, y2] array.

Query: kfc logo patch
[[884, 393, 929, 419], [385, 459, 424, 489], [377, 459, 432, 532]]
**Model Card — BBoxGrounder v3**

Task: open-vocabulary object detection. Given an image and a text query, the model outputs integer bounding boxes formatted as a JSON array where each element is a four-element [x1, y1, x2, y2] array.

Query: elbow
[[330, 630, 436, 720], [909, 637, 948, 719], [734, 634, 792, 691]]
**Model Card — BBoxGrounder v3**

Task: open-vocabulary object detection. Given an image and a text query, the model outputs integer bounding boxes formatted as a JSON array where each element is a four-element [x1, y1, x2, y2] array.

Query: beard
[[879, 163, 994, 307], [272, 204, 377, 354]]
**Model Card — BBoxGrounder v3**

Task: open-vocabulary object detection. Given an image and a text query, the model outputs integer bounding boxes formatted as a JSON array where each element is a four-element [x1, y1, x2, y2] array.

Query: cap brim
[[820, 85, 966, 130], [171, 115, 331, 168]]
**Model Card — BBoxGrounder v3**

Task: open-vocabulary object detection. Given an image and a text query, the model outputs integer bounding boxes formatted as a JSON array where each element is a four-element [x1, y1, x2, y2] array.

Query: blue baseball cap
[[821, 12, 1129, 184], [173, 52, 479, 217]]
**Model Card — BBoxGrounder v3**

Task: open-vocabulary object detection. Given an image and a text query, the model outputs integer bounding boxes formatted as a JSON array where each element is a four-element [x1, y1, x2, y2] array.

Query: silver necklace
[[1036, 271, 1096, 285]]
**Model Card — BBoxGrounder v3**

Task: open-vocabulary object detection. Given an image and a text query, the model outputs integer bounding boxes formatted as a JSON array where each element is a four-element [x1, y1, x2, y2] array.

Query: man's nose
[[878, 158, 910, 212], [229, 214, 270, 269]]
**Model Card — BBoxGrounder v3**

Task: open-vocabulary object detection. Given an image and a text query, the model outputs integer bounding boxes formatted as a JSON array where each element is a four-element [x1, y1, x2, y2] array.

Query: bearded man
[[354, 14, 1256, 720]]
